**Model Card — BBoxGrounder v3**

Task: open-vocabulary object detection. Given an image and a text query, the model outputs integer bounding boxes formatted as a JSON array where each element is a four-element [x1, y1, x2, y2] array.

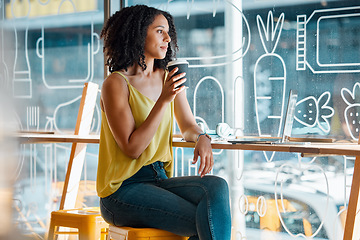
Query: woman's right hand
[[158, 67, 187, 104]]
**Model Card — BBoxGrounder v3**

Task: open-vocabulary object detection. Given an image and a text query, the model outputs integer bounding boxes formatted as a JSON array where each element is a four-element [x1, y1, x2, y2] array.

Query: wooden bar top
[[16, 133, 101, 144], [15, 133, 360, 157]]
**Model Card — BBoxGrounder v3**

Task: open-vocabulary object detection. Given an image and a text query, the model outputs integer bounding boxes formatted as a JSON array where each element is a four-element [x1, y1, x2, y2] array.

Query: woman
[[97, 5, 231, 240]]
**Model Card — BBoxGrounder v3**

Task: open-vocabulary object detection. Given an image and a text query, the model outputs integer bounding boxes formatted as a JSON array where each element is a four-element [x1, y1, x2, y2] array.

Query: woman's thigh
[[158, 175, 230, 204], [100, 181, 198, 237], [158, 175, 231, 240]]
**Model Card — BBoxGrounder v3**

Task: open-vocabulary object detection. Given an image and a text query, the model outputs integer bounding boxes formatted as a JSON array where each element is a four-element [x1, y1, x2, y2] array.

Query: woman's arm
[[174, 90, 213, 177], [102, 70, 186, 159]]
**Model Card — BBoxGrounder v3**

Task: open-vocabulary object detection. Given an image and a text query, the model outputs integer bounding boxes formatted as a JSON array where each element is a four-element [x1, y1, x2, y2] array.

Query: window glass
[[2, 0, 360, 239], [1, 0, 104, 236], [127, 1, 358, 239]]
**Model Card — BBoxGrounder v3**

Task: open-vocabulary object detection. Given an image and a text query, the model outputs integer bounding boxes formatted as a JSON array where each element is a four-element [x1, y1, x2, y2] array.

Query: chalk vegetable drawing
[[254, 11, 286, 162], [341, 82, 360, 140], [294, 91, 334, 134]]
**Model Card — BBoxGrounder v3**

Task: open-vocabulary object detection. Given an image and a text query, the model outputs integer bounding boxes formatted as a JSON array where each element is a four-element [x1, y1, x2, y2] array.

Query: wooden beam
[[343, 155, 360, 239]]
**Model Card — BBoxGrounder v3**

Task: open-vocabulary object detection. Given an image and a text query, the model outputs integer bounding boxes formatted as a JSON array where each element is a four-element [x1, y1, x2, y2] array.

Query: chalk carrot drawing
[[254, 11, 286, 162]]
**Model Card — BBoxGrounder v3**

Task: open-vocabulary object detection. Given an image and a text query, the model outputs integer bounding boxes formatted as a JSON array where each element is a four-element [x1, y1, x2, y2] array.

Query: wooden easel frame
[[59, 82, 99, 210]]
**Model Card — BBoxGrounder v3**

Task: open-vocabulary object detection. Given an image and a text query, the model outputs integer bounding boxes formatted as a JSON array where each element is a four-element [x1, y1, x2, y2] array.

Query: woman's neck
[[124, 59, 156, 77]]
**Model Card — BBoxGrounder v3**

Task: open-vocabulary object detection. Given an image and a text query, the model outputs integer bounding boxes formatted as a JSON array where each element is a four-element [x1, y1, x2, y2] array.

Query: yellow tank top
[[96, 71, 174, 198]]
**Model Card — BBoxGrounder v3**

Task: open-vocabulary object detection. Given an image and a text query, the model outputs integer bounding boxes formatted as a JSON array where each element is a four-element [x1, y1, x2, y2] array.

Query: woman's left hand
[[192, 135, 213, 177]]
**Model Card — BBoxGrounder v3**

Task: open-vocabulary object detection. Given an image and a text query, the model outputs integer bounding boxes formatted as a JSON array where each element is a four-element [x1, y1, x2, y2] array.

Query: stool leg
[[79, 221, 99, 240], [47, 220, 56, 240], [106, 228, 113, 240], [101, 228, 108, 240]]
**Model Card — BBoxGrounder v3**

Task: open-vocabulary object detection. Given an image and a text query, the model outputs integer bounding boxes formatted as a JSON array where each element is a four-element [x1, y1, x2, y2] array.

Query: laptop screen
[[228, 89, 298, 144], [281, 90, 298, 142]]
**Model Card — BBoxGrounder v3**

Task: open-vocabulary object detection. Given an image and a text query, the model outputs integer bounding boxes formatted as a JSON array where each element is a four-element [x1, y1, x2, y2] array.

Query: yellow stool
[[107, 225, 188, 240], [47, 207, 108, 240]]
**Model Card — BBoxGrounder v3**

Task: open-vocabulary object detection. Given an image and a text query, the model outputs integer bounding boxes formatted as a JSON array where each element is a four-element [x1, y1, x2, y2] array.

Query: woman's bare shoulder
[[103, 72, 128, 90], [101, 72, 129, 101]]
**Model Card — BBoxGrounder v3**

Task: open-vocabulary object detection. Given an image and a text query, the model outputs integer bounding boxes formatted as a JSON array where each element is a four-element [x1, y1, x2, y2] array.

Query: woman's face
[[144, 14, 171, 60]]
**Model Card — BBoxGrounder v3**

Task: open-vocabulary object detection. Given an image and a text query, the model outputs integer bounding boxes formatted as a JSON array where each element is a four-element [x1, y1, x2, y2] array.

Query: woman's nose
[[164, 32, 171, 43]]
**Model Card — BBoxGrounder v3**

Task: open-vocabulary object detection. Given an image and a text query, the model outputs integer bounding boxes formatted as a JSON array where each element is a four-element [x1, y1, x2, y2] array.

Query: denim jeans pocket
[[100, 198, 115, 225]]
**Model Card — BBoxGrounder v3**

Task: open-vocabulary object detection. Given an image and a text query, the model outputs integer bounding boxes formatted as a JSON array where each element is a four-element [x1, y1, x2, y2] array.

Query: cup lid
[[167, 58, 189, 66]]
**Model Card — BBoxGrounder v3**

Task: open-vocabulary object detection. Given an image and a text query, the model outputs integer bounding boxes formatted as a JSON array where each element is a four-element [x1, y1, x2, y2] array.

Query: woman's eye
[[157, 30, 163, 33]]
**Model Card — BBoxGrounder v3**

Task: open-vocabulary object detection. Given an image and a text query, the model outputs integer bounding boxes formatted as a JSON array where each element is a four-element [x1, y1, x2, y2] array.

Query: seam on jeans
[[165, 183, 215, 240], [107, 194, 196, 224]]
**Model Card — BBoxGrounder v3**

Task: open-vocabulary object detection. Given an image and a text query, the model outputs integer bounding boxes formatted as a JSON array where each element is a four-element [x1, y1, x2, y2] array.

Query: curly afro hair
[[101, 5, 178, 73]]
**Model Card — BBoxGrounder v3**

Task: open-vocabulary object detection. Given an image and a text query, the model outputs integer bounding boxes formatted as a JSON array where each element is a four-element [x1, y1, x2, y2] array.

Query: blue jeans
[[100, 161, 231, 240]]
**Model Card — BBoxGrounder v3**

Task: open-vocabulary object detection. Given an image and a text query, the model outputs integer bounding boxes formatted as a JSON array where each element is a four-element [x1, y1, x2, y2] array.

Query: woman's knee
[[202, 175, 229, 196]]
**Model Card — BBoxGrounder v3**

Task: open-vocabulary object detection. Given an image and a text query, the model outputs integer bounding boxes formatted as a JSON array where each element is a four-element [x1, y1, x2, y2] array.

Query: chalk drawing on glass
[[194, 76, 224, 155], [162, 0, 250, 68], [44, 95, 100, 134], [8, 0, 32, 98], [296, 6, 360, 74], [294, 91, 334, 134], [233, 76, 244, 182], [341, 82, 360, 141], [341, 155, 354, 207], [184, 0, 220, 19], [37, 0, 51, 5], [254, 11, 286, 162], [0, 1, 10, 90], [25, 106, 40, 193], [58, 0, 77, 14], [36, 23, 100, 89], [164, 0, 221, 20], [238, 195, 268, 217], [174, 147, 185, 177], [275, 163, 329, 238]]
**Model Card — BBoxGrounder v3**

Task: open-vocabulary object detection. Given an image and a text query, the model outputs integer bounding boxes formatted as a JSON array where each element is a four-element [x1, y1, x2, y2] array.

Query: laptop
[[228, 89, 298, 144]]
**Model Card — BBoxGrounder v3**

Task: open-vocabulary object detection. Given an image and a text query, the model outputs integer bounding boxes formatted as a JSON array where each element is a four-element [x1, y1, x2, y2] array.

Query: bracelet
[[196, 133, 212, 142]]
